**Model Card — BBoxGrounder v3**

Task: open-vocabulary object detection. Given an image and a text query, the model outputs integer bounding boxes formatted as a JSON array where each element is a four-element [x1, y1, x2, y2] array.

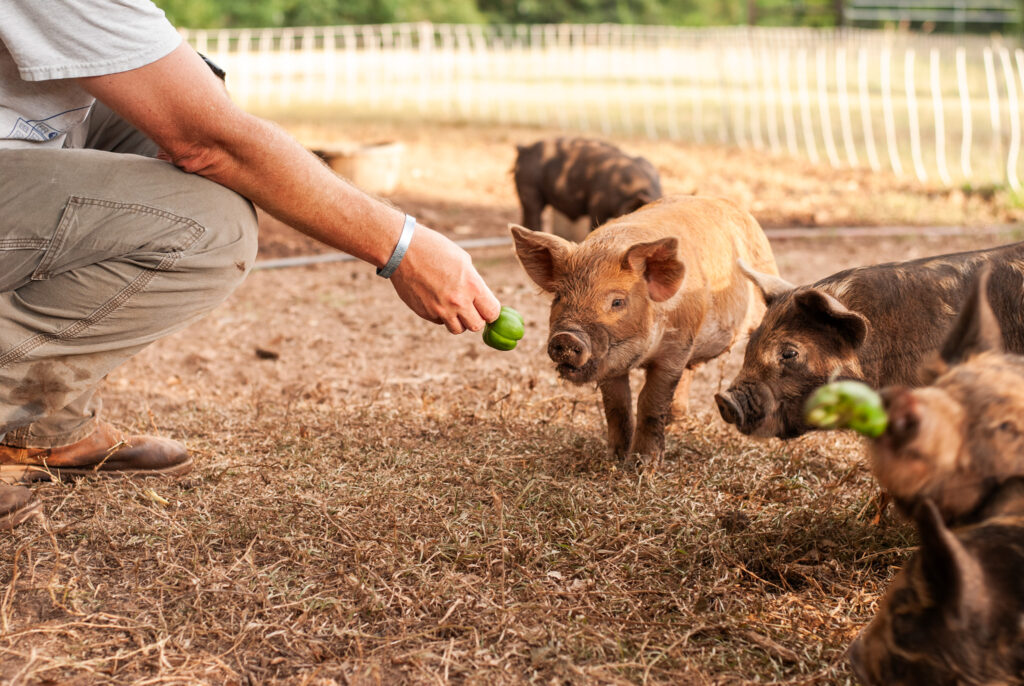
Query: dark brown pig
[[715, 241, 1024, 439], [513, 137, 663, 233], [511, 195, 778, 466], [848, 495, 1024, 686], [871, 268, 1024, 525]]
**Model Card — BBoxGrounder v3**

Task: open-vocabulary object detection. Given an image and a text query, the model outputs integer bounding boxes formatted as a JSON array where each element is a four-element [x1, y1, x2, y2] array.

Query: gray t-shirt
[[0, 0, 181, 149]]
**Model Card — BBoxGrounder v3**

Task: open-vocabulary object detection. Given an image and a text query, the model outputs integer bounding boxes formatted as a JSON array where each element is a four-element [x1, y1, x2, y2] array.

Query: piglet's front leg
[[631, 363, 685, 468], [599, 375, 634, 462]]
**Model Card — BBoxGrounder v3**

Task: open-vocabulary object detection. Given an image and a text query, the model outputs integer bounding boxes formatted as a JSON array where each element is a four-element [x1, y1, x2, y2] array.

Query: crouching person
[[0, 0, 500, 529]]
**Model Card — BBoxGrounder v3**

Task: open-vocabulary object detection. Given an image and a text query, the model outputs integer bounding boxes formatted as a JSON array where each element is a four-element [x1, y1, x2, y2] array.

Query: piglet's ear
[[510, 224, 573, 293], [738, 259, 796, 306], [913, 499, 989, 621], [794, 288, 869, 351], [940, 266, 1003, 366], [622, 237, 685, 302]]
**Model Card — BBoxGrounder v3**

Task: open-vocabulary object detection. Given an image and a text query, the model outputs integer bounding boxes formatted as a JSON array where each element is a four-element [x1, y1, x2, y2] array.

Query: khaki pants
[[0, 104, 259, 447]]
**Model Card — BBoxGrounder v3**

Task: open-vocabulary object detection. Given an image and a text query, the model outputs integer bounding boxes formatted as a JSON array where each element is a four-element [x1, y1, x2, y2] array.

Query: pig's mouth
[[556, 359, 598, 384], [717, 382, 816, 439], [717, 382, 771, 436]]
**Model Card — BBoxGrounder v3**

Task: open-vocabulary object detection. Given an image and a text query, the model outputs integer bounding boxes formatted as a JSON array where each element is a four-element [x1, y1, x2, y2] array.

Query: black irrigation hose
[[252, 224, 1023, 271]]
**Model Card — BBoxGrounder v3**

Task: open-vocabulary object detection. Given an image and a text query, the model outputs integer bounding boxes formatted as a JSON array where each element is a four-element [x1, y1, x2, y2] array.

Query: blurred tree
[[472, 0, 750, 26], [157, 0, 482, 27], [154, 0, 835, 27]]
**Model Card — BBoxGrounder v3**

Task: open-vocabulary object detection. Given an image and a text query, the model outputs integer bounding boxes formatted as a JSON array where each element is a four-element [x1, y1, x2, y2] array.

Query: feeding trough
[[311, 141, 405, 195]]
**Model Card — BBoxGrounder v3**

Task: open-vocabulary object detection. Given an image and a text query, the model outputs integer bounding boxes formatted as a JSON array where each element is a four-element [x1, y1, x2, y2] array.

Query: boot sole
[[0, 498, 43, 530], [0, 456, 194, 484]]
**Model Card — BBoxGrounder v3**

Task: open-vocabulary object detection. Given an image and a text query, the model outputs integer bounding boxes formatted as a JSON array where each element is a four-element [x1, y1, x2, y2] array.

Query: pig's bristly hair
[[940, 265, 1004, 366]]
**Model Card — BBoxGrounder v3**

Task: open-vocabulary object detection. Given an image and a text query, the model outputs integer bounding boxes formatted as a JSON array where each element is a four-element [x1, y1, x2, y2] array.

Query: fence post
[[663, 41, 680, 140], [836, 46, 859, 167], [930, 48, 952, 186], [816, 46, 840, 167], [957, 46, 973, 179], [984, 47, 1004, 183], [577, 24, 593, 133], [780, 49, 799, 156], [762, 38, 781, 155], [715, 41, 728, 144], [1015, 49, 1024, 191], [280, 28, 294, 109], [595, 24, 612, 135], [688, 40, 704, 144], [258, 28, 274, 109], [748, 40, 765, 150], [798, 48, 820, 164], [998, 47, 1021, 192], [301, 26, 316, 106], [881, 47, 904, 176], [856, 47, 880, 171], [235, 29, 251, 108], [324, 27, 337, 107], [905, 49, 927, 182]]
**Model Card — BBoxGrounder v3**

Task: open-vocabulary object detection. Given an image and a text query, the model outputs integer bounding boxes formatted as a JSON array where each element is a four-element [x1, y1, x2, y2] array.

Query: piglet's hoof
[[620, 451, 662, 474]]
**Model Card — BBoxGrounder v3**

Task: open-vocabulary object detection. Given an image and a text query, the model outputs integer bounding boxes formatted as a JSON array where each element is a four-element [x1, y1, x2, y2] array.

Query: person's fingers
[[459, 309, 486, 333], [443, 316, 466, 335], [473, 288, 501, 323]]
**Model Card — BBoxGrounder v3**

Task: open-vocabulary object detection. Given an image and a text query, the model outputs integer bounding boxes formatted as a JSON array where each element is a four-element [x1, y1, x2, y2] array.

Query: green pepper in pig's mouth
[[804, 380, 888, 438]]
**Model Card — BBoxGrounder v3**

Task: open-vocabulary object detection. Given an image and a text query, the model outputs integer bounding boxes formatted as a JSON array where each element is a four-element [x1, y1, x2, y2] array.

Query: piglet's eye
[[780, 349, 798, 361], [611, 298, 626, 309], [552, 294, 562, 305], [999, 421, 1019, 434]]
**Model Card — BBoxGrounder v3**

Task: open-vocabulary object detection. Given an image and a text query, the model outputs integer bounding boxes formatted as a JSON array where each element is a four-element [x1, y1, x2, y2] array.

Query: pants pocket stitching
[[0, 238, 50, 251], [31, 196, 207, 280], [2, 203, 207, 368]]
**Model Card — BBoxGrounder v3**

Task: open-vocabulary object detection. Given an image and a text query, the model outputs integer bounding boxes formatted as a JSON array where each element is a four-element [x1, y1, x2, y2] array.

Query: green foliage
[[475, 0, 737, 26], [156, 0, 482, 27], [154, 0, 836, 28]]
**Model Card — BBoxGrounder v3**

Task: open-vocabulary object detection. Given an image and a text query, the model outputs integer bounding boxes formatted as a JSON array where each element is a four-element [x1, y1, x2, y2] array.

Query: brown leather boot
[[0, 484, 41, 530], [0, 421, 193, 483]]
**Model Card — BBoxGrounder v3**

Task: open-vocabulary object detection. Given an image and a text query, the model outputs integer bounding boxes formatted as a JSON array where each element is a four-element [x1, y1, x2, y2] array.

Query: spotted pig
[[513, 137, 663, 233]]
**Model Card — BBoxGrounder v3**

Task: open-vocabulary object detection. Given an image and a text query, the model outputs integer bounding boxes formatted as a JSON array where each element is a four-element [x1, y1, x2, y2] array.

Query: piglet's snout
[[548, 331, 591, 369]]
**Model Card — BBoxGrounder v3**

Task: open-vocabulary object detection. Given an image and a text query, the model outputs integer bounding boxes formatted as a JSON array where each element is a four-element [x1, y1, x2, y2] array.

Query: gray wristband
[[376, 214, 417, 279]]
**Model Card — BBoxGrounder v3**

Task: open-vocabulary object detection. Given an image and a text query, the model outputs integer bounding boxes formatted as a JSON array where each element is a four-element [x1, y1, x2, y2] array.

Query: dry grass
[[1, 121, 1019, 685]]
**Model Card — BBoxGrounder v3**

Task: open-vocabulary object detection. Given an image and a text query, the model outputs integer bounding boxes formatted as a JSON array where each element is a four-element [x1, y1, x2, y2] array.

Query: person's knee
[[170, 176, 260, 305]]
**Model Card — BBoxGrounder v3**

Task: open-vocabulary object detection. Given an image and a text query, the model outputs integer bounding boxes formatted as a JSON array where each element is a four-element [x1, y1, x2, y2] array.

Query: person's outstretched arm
[[77, 42, 500, 334]]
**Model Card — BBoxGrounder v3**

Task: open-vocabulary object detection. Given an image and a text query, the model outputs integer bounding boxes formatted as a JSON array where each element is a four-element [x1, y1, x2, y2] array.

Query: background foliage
[[154, 0, 838, 28]]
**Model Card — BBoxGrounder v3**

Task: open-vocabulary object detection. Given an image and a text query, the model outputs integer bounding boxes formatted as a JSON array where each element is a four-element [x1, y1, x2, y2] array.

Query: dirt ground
[[2, 121, 1023, 685]]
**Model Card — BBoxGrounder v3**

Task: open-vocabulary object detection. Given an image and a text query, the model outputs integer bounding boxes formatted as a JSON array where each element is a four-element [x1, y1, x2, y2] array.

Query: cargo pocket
[[30, 196, 206, 281]]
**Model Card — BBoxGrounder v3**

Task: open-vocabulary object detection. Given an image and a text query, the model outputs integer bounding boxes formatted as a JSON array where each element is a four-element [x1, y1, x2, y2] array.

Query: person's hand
[[389, 225, 501, 334]]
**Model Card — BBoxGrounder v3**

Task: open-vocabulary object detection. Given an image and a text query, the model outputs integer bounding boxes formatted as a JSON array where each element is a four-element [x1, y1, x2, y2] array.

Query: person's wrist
[[376, 214, 417, 279]]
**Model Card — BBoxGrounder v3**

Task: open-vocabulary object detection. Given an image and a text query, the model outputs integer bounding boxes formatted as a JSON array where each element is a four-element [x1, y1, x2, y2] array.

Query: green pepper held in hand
[[483, 306, 525, 351], [804, 380, 888, 438]]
